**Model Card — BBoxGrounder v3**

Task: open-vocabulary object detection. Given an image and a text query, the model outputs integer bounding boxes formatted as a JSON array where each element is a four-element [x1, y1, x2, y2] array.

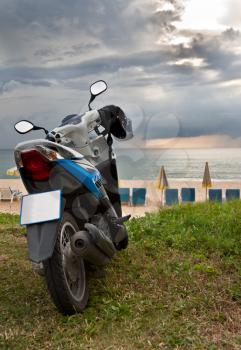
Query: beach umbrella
[[6, 166, 20, 177], [202, 162, 212, 200], [157, 166, 169, 205]]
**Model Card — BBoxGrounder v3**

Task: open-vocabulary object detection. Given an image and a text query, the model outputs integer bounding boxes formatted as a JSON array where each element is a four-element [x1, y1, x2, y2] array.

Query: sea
[[1, 148, 241, 180]]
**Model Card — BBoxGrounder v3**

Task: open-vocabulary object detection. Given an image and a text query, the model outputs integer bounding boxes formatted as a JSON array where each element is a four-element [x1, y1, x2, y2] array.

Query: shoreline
[[2, 177, 241, 183], [0, 178, 240, 216]]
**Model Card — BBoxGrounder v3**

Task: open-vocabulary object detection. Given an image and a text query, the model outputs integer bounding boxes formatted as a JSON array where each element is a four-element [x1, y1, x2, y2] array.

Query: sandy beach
[[0, 178, 241, 217]]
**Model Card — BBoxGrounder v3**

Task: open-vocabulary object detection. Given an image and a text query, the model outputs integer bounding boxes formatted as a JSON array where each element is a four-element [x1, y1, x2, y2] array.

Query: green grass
[[0, 201, 241, 349]]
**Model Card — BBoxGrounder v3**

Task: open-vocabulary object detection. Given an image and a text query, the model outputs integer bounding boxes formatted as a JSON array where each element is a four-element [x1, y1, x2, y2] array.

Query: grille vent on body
[[95, 179, 102, 188]]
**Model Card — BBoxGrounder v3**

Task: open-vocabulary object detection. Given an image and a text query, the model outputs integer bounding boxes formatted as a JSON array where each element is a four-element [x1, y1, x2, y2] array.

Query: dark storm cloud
[[1, 45, 202, 90], [63, 44, 100, 57], [222, 28, 240, 41], [0, 0, 185, 86], [173, 31, 241, 82], [0, 50, 167, 81], [1, 0, 241, 147], [0, 79, 52, 95], [0, 0, 184, 63]]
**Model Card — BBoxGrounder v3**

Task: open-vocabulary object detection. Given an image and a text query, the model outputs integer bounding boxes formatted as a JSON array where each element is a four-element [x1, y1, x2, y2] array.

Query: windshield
[[59, 114, 84, 127]]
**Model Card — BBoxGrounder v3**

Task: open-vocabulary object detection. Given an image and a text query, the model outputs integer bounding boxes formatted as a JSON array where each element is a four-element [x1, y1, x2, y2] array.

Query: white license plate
[[20, 190, 61, 225]]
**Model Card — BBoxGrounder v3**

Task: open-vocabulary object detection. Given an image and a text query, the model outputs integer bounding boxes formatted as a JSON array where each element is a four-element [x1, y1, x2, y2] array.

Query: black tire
[[43, 212, 89, 315]]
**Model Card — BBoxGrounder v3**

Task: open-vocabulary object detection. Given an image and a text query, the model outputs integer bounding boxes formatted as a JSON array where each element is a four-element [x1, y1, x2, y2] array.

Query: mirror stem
[[88, 94, 95, 111], [33, 126, 49, 135]]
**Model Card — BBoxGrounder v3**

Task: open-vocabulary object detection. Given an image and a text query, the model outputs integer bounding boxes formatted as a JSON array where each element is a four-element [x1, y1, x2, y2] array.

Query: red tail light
[[20, 150, 51, 181]]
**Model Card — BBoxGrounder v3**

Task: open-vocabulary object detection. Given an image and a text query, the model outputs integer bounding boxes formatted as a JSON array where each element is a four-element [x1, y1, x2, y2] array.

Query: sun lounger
[[132, 188, 146, 206], [0, 187, 22, 203], [0, 188, 15, 203], [119, 188, 131, 205], [226, 189, 240, 201], [181, 188, 195, 203], [209, 189, 222, 203], [10, 188, 22, 200], [165, 189, 178, 206]]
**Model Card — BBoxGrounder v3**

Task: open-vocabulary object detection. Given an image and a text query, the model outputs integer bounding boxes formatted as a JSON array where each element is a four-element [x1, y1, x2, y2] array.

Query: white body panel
[[52, 109, 110, 164], [53, 110, 101, 148]]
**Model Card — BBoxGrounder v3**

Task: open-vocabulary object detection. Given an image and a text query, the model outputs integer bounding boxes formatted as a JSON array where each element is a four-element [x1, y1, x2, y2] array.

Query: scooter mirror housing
[[15, 120, 34, 134], [14, 120, 49, 135], [88, 80, 107, 110], [90, 80, 107, 96]]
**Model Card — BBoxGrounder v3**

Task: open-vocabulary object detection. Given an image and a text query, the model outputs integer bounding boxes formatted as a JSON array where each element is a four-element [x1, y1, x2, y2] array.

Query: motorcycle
[[14, 80, 133, 314]]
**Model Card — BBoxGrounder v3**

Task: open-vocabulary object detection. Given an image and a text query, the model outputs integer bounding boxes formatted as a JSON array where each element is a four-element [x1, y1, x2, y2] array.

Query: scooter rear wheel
[[44, 212, 89, 314]]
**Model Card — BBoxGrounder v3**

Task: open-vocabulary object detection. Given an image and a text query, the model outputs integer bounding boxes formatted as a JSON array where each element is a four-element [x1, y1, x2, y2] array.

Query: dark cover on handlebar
[[98, 105, 133, 140], [59, 114, 84, 126]]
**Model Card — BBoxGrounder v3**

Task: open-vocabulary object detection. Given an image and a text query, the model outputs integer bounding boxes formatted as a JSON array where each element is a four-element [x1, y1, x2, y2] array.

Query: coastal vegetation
[[0, 202, 240, 349]]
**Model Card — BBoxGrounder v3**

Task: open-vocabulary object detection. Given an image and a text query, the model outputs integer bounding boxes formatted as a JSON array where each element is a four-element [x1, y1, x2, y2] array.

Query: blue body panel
[[56, 159, 103, 199]]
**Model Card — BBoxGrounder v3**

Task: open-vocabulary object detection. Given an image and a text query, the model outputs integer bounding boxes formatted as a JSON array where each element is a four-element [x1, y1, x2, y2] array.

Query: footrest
[[116, 215, 131, 225]]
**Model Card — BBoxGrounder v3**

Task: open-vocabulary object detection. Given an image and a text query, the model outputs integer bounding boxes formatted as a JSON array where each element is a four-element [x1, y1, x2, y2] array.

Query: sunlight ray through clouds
[[176, 0, 227, 31]]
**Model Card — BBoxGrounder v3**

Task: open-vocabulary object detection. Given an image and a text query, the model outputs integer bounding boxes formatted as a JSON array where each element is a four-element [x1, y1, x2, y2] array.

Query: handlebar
[[45, 105, 131, 147]]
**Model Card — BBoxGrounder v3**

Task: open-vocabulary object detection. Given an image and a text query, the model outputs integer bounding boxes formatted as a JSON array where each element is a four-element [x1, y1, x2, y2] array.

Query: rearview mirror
[[88, 80, 108, 110], [14, 120, 34, 134], [90, 80, 107, 96]]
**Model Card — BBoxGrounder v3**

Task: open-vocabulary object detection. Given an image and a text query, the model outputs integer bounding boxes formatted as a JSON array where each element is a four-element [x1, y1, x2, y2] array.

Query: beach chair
[[132, 188, 146, 206], [165, 189, 178, 206], [119, 188, 131, 205], [181, 188, 195, 203], [226, 189, 240, 201], [209, 189, 222, 203], [0, 188, 14, 203], [9, 188, 22, 200]]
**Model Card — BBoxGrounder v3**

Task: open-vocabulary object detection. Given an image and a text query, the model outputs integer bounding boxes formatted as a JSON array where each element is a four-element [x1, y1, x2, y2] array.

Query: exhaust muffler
[[70, 224, 116, 266]]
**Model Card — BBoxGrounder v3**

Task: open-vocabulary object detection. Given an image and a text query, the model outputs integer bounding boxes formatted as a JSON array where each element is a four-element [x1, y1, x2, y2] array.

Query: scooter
[[14, 80, 133, 314]]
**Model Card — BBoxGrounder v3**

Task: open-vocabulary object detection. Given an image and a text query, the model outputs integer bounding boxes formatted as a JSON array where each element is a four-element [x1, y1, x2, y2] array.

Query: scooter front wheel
[[44, 212, 89, 314]]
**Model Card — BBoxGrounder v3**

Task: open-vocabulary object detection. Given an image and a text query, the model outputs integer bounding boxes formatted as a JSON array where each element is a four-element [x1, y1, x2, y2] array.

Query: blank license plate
[[20, 190, 61, 225]]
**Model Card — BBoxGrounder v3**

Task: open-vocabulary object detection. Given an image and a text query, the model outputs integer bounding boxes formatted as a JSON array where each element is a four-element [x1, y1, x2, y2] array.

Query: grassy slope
[[0, 202, 240, 350]]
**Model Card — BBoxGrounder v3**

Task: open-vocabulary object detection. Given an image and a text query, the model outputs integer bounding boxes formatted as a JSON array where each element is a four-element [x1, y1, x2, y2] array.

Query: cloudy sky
[[1, 0, 241, 148]]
